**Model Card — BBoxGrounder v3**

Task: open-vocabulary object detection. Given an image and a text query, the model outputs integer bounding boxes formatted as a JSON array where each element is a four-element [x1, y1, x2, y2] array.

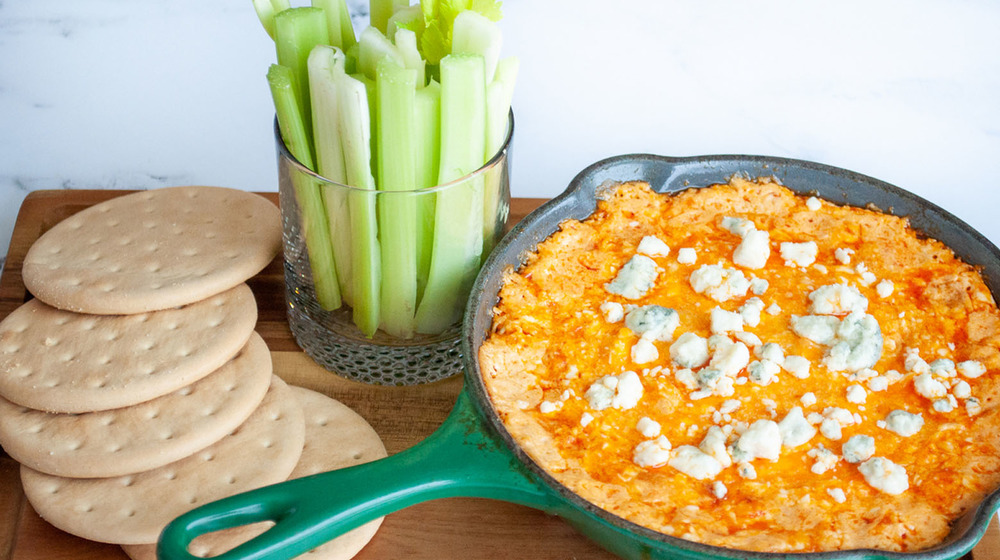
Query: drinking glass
[[277, 114, 512, 385]]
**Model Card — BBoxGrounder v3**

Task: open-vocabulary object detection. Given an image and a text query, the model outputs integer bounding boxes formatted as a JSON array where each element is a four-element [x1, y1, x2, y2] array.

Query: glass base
[[284, 261, 463, 385]]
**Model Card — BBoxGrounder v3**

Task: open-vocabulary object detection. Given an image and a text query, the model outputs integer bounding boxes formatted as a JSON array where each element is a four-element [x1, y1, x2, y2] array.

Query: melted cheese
[[480, 178, 1000, 553]]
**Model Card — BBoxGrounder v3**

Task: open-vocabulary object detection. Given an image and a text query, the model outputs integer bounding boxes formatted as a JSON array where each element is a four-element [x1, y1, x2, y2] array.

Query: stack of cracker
[[0, 187, 386, 559]]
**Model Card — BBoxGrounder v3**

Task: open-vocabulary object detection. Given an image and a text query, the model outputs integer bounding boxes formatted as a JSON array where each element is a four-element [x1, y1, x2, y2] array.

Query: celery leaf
[[420, 20, 449, 65], [470, 0, 503, 21], [420, 0, 503, 64]]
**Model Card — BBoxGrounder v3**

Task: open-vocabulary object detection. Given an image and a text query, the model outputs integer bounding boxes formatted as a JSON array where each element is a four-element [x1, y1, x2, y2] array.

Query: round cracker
[[0, 283, 257, 413], [0, 332, 272, 478], [20, 375, 305, 545], [121, 386, 387, 560], [22, 186, 280, 315]]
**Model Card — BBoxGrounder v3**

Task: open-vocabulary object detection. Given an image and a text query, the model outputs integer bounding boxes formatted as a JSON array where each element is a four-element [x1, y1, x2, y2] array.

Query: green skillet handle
[[157, 389, 557, 560]]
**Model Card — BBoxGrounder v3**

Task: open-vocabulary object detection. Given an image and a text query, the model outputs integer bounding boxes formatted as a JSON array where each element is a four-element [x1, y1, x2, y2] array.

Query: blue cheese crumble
[[605, 254, 660, 299], [808, 284, 868, 315], [859, 457, 909, 495], [670, 333, 710, 368], [883, 410, 924, 437], [730, 419, 782, 463], [633, 435, 672, 468], [676, 247, 697, 264], [625, 305, 680, 341], [689, 264, 752, 302], [842, 435, 875, 464], [584, 371, 643, 411], [778, 406, 817, 448], [637, 235, 671, 257], [733, 229, 771, 270], [780, 241, 818, 267], [669, 445, 724, 480]]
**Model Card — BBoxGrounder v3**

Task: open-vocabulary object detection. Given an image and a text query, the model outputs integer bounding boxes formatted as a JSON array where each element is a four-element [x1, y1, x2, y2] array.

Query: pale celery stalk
[[393, 28, 425, 87], [252, 0, 291, 40], [375, 58, 419, 338], [386, 5, 424, 42], [369, 0, 409, 35], [268, 64, 341, 310], [336, 73, 381, 337], [485, 57, 518, 156], [481, 56, 518, 259], [308, 45, 355, 306], [274, 7, 330, 160], [414, 54, 487, 334], [413, 80, 441, 300], [307, 46, 348, 182], [357, 26, 403, 81], [310, 0, 355, 50], [348, 72, 378, 186], [450, 10, 502, 82]]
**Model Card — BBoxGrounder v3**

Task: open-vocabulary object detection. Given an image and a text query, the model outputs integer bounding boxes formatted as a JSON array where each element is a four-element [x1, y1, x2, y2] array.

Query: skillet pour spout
[[159, 154, 1000, 560]]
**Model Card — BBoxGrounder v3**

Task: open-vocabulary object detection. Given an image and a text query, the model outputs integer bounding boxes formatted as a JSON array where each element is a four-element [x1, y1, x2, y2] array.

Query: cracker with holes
[[121, 386, 387, 560], [0, 283, 257, 413], [0, 332, 272, 478], [19, 375, 304, 545], [22, 186, 280, 315]]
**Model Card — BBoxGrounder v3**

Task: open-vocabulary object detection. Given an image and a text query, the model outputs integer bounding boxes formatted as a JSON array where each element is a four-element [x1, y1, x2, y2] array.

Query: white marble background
[[2, 0, 999, 270]]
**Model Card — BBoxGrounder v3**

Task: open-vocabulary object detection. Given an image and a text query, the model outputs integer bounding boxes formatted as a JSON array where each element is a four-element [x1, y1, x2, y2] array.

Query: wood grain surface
[[0, 190, 997, 560]]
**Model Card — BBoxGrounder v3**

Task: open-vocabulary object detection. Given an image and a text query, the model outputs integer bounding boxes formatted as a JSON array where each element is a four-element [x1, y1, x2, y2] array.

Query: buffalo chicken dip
[[479, 177, 1000, 552]]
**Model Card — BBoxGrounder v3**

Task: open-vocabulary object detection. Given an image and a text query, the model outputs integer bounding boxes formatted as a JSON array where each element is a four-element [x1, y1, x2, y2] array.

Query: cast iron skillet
[[159, 154, 1000, 560]]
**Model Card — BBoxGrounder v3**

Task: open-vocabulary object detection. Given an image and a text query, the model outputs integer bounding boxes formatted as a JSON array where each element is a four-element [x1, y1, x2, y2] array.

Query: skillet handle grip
[[157, 389, 556, 560]]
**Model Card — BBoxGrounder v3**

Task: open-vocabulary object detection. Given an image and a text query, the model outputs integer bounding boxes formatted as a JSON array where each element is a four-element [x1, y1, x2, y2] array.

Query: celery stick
[[252, 0, 291, 39], [308, 45, 356, 306], [451, 10, 502, 82], [386, 5, 424, 42], [413, 80, 441, 300], [481, 55, 517, 259], [485, 56, 518, 158], [334, 0, 357, 51], [375, 59, 419, 338], [336, 73, 381, 337], [308, 46, 348, 181], [369, 0, 409, 35], [274, 7, 330, 161], [414, 54, 487, 334], [413, 80, 442, 188], [369, 0, 392, 34], [268, 64, 342, 310], [269, 65, 313, 168], [435, 55, 486, 182], [393, 28, 425, 87], [310, 0, 353, 50], [357, 27, 403, 81], [348, 73, 378, 186], [344, 42, 360, 75]]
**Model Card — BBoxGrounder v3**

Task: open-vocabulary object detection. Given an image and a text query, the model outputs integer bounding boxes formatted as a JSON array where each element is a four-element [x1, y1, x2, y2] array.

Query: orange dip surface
[[479, 177, 1000, 553]]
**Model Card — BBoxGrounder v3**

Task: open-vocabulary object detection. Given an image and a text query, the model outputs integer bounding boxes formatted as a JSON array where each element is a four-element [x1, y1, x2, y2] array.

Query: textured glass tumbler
[[277, 115, 512, 385]]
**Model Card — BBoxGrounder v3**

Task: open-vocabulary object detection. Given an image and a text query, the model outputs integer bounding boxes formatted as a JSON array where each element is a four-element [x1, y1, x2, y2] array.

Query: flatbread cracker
[[0, 332, 272, 478], [0, 283, 257, 413], [20, 375, 305, 545], [22, 186, 280, 314], [121, 386, 387, 560]]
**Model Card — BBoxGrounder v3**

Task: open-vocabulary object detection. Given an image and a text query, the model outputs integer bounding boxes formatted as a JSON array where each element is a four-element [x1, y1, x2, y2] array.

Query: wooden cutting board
[[0, 189, 997, 560]]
